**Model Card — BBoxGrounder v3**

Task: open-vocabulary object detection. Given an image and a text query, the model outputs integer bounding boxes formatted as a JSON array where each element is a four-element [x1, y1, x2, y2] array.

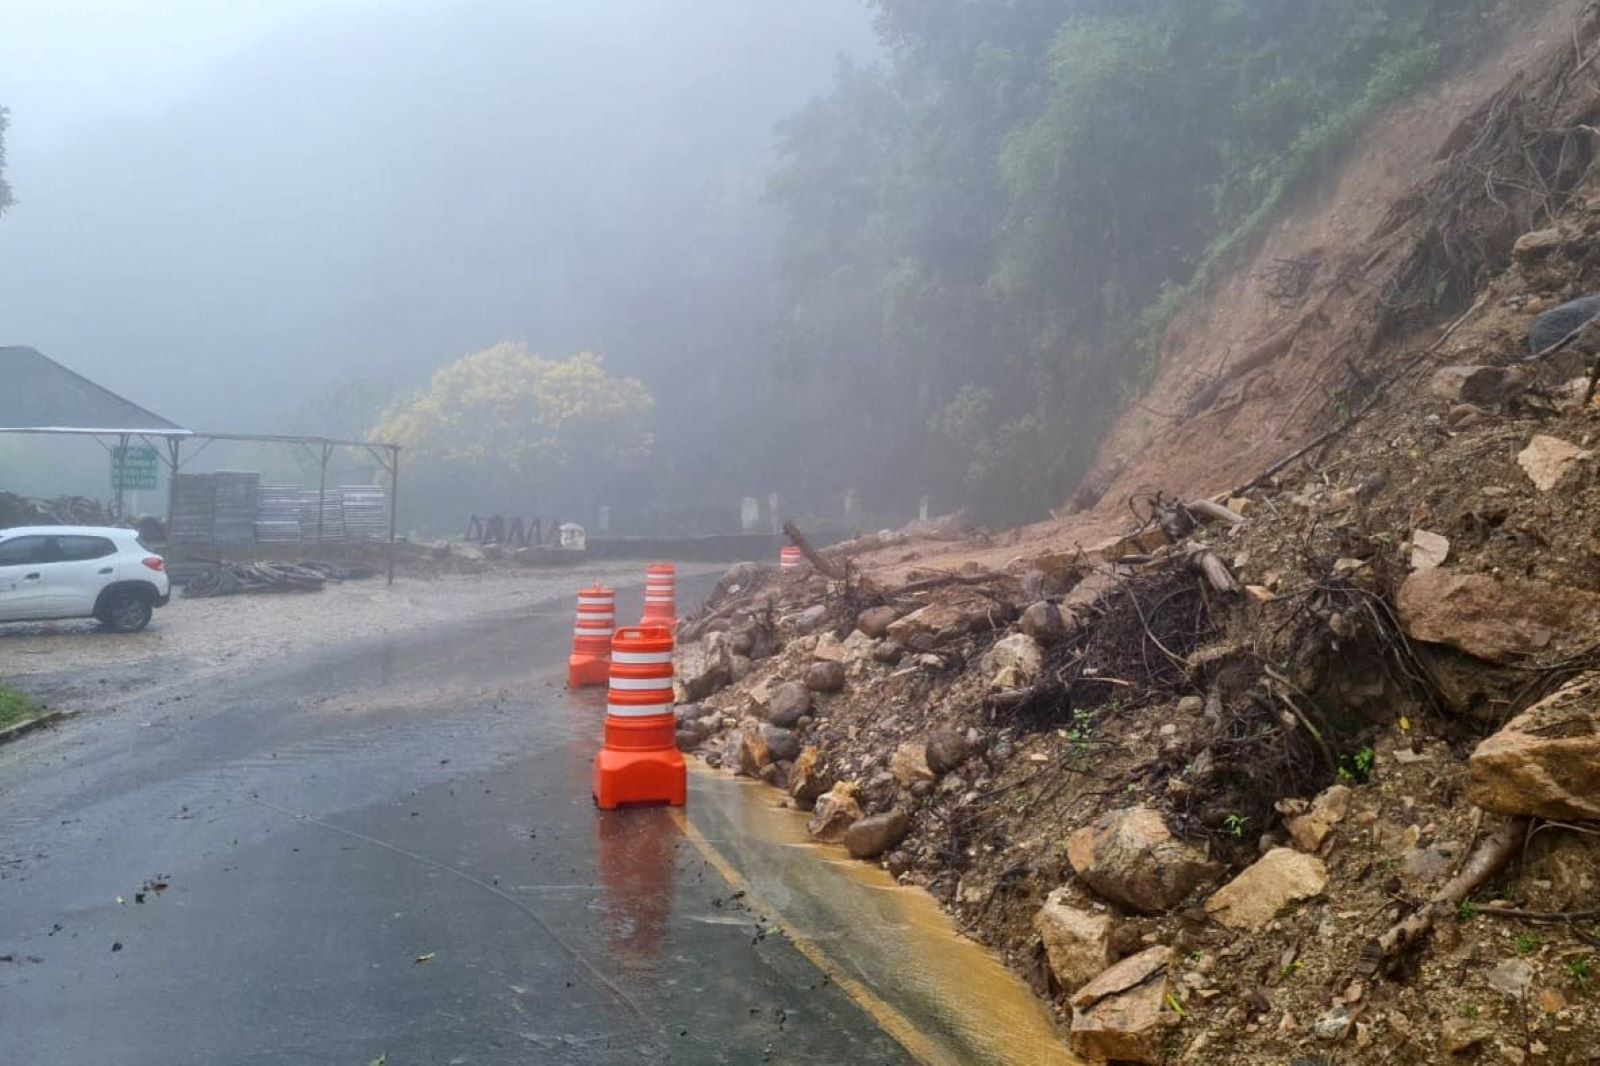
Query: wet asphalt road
[[0, 583, 908, 1065]]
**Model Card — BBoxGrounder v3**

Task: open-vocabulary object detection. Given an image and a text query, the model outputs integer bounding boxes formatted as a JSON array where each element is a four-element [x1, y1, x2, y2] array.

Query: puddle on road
[[684, 768, 1080, 1066]]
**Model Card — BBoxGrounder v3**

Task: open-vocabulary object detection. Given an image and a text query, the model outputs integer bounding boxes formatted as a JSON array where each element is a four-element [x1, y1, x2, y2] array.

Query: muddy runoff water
[[682, 766, 1080, 1065]]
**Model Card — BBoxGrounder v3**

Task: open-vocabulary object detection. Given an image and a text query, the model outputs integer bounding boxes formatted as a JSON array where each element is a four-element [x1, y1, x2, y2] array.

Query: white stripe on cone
[[612, 651, 673, 664], [609, 677, 674, 692], [606, 703, 674, 718]]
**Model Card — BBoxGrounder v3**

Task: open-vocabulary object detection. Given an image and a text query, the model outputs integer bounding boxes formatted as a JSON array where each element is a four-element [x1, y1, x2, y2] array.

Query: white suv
[[0, 526, 170, 632]]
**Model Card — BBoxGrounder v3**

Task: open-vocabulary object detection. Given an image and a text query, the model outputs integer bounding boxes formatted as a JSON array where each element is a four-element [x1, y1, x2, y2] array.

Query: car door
[[0, 536, 49, 620], [44, 535, 120, 617]]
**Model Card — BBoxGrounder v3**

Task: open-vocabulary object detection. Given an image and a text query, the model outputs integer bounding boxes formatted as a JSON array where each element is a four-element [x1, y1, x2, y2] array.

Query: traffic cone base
[[594, 745, 687, 809], [567, 654, 611, 688]]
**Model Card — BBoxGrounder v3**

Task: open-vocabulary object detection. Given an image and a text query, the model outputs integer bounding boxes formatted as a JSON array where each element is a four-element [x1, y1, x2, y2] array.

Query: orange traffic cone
[[638, 562, 677, 629], [780, 546, 802, 571], [567, 584, 615, 688], [593, 626, 686, 809]]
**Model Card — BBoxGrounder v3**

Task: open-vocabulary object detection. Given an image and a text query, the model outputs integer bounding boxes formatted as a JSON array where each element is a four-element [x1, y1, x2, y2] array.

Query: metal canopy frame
[[0, 426, 402, 585]]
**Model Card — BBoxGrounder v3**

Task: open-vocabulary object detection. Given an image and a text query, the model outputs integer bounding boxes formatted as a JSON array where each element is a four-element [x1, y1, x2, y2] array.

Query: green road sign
[[112, 445, 160, 491]]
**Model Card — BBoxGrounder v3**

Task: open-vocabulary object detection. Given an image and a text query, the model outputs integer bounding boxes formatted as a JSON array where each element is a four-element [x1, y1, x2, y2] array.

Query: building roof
[[0, 346, 188, 435]]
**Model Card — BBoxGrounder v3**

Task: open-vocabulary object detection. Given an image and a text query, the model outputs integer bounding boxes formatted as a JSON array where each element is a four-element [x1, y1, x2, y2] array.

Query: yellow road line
[[671, 808, 953, 1066]]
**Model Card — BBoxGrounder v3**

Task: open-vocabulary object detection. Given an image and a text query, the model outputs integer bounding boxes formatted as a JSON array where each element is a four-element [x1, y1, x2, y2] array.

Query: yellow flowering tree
[[372, 344, 654, 501]]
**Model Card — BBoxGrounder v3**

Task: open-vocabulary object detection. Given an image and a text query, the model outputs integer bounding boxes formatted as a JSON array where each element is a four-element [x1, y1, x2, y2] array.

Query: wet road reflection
[[0, 578, 1071, 1064]]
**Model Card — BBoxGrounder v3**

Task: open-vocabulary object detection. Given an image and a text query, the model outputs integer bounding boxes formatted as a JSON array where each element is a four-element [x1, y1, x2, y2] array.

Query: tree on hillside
[[764, 0, 1502, 525], [371, 345, 654, 509], [0, 107, 14, 215]]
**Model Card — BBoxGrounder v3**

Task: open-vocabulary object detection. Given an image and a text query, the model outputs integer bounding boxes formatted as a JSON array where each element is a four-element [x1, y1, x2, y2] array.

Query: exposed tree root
[[1360, 816, 1531, 977]]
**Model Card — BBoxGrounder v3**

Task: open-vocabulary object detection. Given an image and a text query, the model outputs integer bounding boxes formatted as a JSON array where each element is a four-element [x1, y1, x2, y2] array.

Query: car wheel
[[101, 591, 153, 633]]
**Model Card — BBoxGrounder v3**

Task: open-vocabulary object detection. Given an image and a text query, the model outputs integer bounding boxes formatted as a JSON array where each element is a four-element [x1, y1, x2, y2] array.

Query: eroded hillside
[[669, 6, 1600, 1061]]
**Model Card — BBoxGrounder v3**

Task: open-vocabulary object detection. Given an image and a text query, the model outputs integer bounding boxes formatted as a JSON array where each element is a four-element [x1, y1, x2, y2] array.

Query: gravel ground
[[0, 562, 718, 711]]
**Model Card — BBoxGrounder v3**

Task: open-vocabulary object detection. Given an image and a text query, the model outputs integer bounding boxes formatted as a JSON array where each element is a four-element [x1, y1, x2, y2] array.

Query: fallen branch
[[782, 520, 846, 580], [889, 570, 1009, 597], [1477, 904, 1600, 922], [1187, 550, 1240, 594], [1188, 499, 1246, 526], [1360, 815, 1530, 976]]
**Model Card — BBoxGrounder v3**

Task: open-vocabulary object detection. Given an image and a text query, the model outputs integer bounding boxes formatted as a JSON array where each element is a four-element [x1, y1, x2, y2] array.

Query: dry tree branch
[[1360, 816, 1530, 976]]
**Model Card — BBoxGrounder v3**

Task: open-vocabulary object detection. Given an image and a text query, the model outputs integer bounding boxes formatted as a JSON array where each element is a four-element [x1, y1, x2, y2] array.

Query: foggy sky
[[0, 1, 875, 433]]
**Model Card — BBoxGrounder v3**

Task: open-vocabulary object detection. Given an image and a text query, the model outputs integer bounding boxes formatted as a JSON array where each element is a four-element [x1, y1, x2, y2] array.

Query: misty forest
[[0, 0, 1497, 532]]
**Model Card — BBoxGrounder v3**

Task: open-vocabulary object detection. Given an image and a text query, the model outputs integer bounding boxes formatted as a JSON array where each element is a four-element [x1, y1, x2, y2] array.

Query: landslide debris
[[669, 98, 1600, 1066]]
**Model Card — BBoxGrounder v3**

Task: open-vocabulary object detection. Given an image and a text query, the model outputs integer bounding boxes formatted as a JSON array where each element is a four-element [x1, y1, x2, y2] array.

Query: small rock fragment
[[889, 742, 934, 787], [788, 746, 831, 810], [1487, 958, 1534, 1000], [856, 605, 899, 639], [1068, 946, 1176, 1065], [804, 661, 847, 693], [1410, 529, 1450, 572], [924, 730, 971, 776], [1034, 889, 1114, 991], [1205, 849, 1327, 932], [1280, 785, 1352, 852], [1441, 1016, 1495, 1054], [984, 633, 1043, 691], [844, 808, 911, 859], [764, 681, 811, 728], [1518, 434, 1591, 492], [762, 726, 801, 763], [1067, 807, 1219, 914], [806, 785, 863, 842]]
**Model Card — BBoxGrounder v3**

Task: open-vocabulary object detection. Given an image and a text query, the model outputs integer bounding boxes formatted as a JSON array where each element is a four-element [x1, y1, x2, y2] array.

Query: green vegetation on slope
[[762, 0, 1500, 525]]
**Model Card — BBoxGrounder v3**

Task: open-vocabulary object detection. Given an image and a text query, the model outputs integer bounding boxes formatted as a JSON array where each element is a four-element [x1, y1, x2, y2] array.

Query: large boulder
[[806, 785, 863, 843], [1034, 889, 1114, 991], [1468, 673, 1600, 820], [1068, 946, 1176, 1065], [1205, 848, 1327, 932], [1398, 568, 1600, 664], [845, 807, 911, 859], [805, 660, 847, 693], [764, 681, 811, 728], [1529, 293, 1600, 355], [680, 632, 735, 701], [1066, 807, 1219, 914], [788, 746, 832, 811], [856, 605, 900, 639], [984, 633, 1043, 691]]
